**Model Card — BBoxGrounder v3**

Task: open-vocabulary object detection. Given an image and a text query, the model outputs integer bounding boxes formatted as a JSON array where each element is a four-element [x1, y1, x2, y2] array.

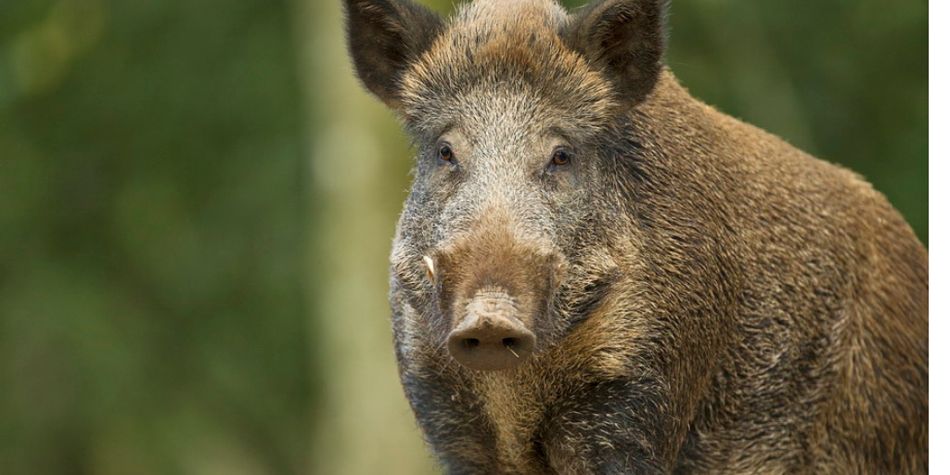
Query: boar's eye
[[548, 147, 573, 169], [437, 143, 455, 164]]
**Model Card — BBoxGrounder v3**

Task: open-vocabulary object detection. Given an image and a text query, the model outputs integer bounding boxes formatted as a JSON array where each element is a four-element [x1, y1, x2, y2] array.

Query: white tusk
[[423, 255, 435, 282]]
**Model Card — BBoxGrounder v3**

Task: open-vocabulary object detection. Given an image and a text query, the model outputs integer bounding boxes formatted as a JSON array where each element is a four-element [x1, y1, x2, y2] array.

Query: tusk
[[423, 255, 435, 282]]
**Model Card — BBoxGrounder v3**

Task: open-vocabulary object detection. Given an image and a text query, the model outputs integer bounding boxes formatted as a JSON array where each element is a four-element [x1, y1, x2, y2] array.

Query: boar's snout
[[447, 291, 536, 371], [431, 216, 562, 371]]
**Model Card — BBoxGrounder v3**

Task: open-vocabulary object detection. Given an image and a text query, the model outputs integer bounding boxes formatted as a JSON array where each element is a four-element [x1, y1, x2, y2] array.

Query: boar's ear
[[564, 0, 667, 104], [344, 0, 444, 109]]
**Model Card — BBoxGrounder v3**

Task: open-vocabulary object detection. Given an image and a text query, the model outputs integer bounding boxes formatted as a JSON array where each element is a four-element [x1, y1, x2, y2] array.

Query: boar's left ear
[[344, 0, 444, 109], [563, 0, 668, 104]]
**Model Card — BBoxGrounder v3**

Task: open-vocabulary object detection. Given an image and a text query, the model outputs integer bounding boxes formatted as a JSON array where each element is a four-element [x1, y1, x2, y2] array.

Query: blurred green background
[[0, 0, 926, 473]]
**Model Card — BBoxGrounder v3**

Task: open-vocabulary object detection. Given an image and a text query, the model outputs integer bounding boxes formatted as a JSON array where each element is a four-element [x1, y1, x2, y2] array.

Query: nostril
[[446, 302, 537, 370]]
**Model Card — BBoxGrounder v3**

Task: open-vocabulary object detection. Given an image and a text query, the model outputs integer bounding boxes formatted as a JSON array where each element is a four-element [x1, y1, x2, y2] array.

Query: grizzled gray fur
[[343, 0, 928, 472]]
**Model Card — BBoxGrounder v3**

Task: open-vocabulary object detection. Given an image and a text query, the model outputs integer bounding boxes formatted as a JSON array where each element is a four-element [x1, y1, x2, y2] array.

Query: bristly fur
[[345, 0, 928, 473]]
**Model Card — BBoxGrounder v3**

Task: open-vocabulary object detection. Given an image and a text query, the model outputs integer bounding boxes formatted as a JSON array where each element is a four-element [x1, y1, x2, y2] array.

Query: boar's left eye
[[548, 147, 573, 169]]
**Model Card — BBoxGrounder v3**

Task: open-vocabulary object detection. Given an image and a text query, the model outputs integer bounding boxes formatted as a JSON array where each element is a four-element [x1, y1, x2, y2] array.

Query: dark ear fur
[[344, 0, 443, 108], [564, 0, 668, 104]]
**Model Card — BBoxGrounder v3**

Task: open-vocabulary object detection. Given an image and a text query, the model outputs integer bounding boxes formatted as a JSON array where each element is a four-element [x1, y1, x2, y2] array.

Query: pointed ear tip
[[562, 0, 667, 103], [343, 0, 442, 109]]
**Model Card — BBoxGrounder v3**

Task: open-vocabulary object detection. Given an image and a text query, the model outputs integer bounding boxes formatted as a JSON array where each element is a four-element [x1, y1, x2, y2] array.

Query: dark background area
[[0, 0, 926, 473]]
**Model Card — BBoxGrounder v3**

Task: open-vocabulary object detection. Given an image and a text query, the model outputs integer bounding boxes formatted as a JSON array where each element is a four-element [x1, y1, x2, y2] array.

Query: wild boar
[[343, 0, 928, 472]]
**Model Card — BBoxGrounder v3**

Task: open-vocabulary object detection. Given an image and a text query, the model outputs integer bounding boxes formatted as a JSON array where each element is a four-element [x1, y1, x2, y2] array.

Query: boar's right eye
[[551, 149, 571, 167], [437, 143, 456, 165]]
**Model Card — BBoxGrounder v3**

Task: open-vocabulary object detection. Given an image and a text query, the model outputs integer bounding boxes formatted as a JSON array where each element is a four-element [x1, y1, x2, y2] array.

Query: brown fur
[[344, 0, 928, 473]]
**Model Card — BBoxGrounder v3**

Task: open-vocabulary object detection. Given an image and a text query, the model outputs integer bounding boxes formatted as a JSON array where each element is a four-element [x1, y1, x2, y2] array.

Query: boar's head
[[345, 0, 666, 370]]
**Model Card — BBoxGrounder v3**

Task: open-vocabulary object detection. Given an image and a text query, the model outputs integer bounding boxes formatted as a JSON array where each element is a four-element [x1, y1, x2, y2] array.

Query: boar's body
[[345, 0, 927, 473]]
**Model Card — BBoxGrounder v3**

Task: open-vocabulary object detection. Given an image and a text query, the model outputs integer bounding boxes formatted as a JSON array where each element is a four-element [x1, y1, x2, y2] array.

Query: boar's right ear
[[344, 0, 444, 109], [564, 0, 667, 104]]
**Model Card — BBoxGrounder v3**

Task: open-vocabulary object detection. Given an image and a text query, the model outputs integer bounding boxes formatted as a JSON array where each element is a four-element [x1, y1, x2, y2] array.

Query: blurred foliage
[[0, 0, 926, 474], [0, 0, 311, 473]]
